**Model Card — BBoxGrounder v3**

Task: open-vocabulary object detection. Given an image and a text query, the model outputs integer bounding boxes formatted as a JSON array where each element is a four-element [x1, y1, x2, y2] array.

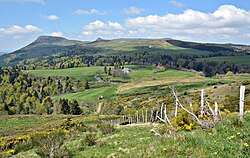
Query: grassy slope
[[25, 66, 106, 81], [54, 85, 118, 103], [7, 114, 250, 158], [91, 39, 212, 55], [117, 67, 203, 94], [199, 56, 250, 65], [26, 65, 250, 103], [74, 115, 250, 158]]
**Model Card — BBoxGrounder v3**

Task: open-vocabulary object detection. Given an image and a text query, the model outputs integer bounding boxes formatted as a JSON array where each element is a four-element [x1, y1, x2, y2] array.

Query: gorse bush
[[97, 123, 116, 134]]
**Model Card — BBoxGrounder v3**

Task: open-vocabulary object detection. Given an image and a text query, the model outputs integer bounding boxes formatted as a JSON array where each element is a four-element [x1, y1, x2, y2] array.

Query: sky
[[1, 0, 250, 52]]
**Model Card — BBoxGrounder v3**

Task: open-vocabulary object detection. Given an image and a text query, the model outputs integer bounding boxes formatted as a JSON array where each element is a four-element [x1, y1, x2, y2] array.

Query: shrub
[[154, 65, 166, 73], [242, 80, 250, 85], [15, 139, 33, 154], [82, 133, 97, 146], [95, 141, 107, 148], [32, 131, 71, 158], [97, 124, 116, 134], [119, 120, 130, 125]]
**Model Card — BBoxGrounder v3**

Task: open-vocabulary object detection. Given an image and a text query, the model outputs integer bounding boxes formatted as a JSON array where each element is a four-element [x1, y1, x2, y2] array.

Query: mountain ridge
[[0, 35, 249, 67]]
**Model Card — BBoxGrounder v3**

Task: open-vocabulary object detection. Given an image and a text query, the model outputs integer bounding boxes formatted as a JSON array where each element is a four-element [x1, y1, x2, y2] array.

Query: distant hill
[[0, 52, 7, 56], [166, 39, 250, 53], [0, 35, 249, 66]]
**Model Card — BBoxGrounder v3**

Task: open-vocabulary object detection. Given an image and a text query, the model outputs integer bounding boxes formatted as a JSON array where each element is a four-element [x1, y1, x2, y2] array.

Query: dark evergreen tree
[[70, 100, 81, 115], [60, 99, 71, 114], [85, 80, 90, 89]]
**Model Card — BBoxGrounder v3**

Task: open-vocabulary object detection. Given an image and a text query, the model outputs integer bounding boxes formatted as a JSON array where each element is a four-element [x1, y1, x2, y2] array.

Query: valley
[[0, 37, 250, 157]]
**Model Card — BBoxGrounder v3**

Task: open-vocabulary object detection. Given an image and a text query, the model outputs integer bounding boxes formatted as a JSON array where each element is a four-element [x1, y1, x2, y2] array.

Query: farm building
[[122, 68, 132, 73]]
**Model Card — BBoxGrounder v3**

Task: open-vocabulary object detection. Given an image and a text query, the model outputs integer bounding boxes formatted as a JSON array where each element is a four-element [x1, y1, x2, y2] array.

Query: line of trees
[[9, 50, 250, 77], [0, 67, 83, 115]]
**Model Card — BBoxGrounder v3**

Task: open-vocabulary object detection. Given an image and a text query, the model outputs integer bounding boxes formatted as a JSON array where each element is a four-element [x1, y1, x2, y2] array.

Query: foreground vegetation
[[0, 114, 249, 157]]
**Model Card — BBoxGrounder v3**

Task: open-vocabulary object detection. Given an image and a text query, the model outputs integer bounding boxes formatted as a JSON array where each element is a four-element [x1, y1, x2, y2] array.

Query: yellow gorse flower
[[244, 143, 249, 147], [7, 149, 15, 155], [227, 135, 235, 140]]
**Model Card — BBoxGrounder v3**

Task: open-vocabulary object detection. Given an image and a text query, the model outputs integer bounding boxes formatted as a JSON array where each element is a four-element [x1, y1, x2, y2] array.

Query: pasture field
[[25, 66, 107, 81], [54, 85, 118, 103], [26, 65, 250, 103], [199, 56, 250, 65]]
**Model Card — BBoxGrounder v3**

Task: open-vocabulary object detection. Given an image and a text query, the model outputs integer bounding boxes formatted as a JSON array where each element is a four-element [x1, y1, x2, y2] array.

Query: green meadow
[[199, 56, 250, 65], [25, 65, 250, 103], [54, 85, 118, 103], [25, 66, 107, 81]]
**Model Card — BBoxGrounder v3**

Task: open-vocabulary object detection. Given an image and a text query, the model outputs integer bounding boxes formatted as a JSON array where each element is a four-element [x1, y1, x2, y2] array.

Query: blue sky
[[0, 0, 250, 52]]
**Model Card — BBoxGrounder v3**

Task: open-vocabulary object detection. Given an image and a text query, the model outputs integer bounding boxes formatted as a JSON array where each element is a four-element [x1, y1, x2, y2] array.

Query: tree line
[[0, 67, 84, 115]]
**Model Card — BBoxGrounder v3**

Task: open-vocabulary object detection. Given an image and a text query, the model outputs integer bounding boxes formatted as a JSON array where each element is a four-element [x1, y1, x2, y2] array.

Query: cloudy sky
[[0, 0, 250, 52]]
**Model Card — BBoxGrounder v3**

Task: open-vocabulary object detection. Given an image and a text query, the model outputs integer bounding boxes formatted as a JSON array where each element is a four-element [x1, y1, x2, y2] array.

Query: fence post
[[175, 98, 178, 117], [161, 104, 164, 118], [142, 110, 144, 123], [150, 108, 154, 122], [214, 102, 218, 117], [201, 89, 205, 115], [240, 86, 245, 117], [189, 103, 193, 112]]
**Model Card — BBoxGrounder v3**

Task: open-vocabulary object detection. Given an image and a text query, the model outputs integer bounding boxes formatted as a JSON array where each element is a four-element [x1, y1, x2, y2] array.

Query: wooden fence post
[[150, 108, 154, 122], [155, 110, 159, 121], [145, 108, 148, 123], [175, 98, 178, 117], [214, 102, 218, 117], [136, 110, 139, 123], [142, 110, 144, 123], [161, 104, 164, 118], [189, 103, 193, 112], [240, 86, 245, 117], [201, 89, 205, 115]]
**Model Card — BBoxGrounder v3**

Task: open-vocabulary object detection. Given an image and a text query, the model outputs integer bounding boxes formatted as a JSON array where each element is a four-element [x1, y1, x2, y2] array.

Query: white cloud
[[2, 0, 44, 4], [126, 5, 250, 29], [84, 20, 124, 31], [74, 9, 108, 15], [81, 20, 125, 38], [0, 25, 42, 35], [79, 5, 250, 44], [50, 31, 63, 37], [124, 5, 250, 43], [84, 20, 105, 30], [43, 15, 59, 21], [0, 25, 43, 52], [82, 31, 93, 36], [128, 30, 137, 35], [107, 21, 124, 30], [168, 0, 184, 8], [123, 6, 144, 15]]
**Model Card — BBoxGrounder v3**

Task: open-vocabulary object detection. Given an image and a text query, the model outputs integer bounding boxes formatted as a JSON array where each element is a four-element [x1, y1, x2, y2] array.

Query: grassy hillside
[[89, 39, 211, 55], [118, 67, 203, 94], [199, 56, 250, 65], [26, 65, 250, 104], [54, 85, 118, 103], [1, 114, 249, 157], [25, 66, 106, 81]]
